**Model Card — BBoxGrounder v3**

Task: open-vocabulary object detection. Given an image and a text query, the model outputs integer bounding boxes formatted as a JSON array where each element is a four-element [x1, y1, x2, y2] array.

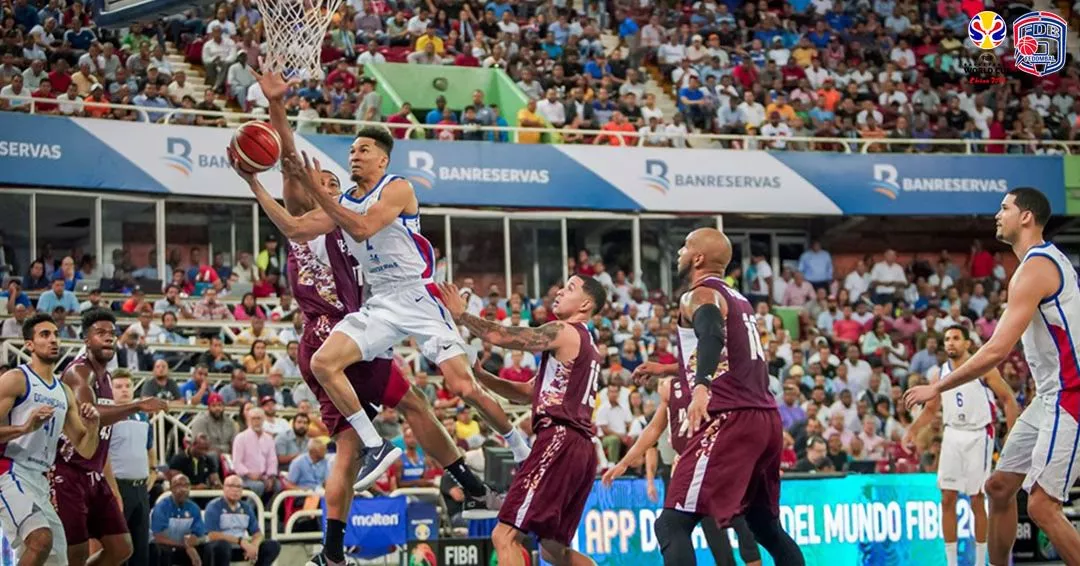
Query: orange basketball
[[230, 121, 281, 174]]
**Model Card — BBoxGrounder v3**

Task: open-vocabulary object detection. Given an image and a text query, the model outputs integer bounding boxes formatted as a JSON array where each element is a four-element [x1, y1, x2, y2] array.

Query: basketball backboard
[[92, 0, 217, 28]]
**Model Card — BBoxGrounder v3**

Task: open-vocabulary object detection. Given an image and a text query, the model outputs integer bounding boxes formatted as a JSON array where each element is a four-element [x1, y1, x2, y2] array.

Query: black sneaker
[[462, 487, 504, 520], [305, 551, 359, 566], [352, 441, 403, 491]]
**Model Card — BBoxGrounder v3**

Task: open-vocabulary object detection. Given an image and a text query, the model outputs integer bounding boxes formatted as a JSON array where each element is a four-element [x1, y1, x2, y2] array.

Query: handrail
[[3, 96, 1075, 154], [153, 488, 266, 524], [151, 411, 192, 467], [269, 488, 324, 542]]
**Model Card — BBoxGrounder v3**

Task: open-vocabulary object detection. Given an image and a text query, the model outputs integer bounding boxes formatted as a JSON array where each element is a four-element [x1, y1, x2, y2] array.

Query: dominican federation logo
[[1013, 11, 1067, 77], [162, 137, 193, 176], [642, 159, 671, 193], [403, 150, 436, 189], [968, 11, 1007, 49]]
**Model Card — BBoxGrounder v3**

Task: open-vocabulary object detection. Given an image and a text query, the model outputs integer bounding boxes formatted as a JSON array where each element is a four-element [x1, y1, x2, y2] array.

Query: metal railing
[[4, 95, 1076, 154]]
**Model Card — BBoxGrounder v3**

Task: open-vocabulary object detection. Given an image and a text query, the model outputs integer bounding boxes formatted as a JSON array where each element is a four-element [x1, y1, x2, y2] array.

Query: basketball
[[230, 121, 282, 174], [1016, 35, 1038, 57]]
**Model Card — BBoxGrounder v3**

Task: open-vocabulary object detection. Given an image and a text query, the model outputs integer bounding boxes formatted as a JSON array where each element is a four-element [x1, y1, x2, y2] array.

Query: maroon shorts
[[299, 337, 410, 437], [664, 408, 782, 527], [49, 463, 128, 544], [498, 424, 597, 546]]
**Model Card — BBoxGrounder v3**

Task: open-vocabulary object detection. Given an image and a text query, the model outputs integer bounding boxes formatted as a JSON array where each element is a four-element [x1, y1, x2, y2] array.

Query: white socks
[[503, 428, 531, 462], [975, 542, 987, 566], [945, 542, 958, 566], [347, 410, 384, 448]]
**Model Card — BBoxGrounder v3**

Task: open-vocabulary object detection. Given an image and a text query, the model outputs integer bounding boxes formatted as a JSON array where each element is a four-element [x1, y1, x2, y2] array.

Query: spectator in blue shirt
[[807, 21, 831, 48], [798, 241, 834, 290], [178, 364, 212, 406], [617, 10, 639, 39], [134, 82, 173, 123], [677, 76, 707, 129], [63, 19, 96, 51], [150, 474, 209, 566], [484, 0, 513, 19], [583, 55, 611, 81], [1, 279, 31, 310], [286, 439, 330, 490], [425, 95, 455, 125], [13, 0, 38, 30], [487, 104, 509, 142], [204, 475, 281, 566], [37, 276, 79, 313]]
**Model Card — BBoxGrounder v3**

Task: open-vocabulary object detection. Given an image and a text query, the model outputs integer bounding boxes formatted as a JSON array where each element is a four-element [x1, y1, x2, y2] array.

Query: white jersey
[[2, 364, 68, 474], [338, 174, 435, 295], [939, 360, 994, 431], [1019, 242, 1080, 404]]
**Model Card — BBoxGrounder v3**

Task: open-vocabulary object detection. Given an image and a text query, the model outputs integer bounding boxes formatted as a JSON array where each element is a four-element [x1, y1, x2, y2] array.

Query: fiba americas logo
[[870, 164, 1007, 200], [641, 159, 780, 193], [403, 150, 549, 189]]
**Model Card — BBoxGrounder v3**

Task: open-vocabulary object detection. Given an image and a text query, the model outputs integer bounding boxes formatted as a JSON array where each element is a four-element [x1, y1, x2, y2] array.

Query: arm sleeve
[[692, 303, 726, 388]]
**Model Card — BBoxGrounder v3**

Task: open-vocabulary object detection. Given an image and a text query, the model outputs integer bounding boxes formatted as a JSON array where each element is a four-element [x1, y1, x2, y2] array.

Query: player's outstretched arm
[[985, 367, 1020, 434], [62, 364, 167, 427], [439, 282, 575, 353], [905, 256, 1059, 408], [602, 379, 671, 487], [251, 65, 316, 216], [61, 382, 101, 459], [296, 152, 412, 242], [472, 361, 533, 404], [231, 153, 334, 241], [0, 368, 50, 444], [901, 377, 941, 449]]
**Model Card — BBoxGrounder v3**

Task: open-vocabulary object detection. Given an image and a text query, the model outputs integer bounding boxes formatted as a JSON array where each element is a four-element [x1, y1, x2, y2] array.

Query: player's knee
[[984, 473, 1018, 502], [309, 350, 340, 382], [940, 490, 958, 508], [23, 528, 52, 557], [105, 535, 134, 562], [396, 386, 425, 414], [446, 372, 478, 400], [655, 510, 693, 545]]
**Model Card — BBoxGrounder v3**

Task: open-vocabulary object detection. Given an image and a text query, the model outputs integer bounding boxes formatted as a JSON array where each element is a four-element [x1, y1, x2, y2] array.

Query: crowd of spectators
[[2, 0, 1078, 152]]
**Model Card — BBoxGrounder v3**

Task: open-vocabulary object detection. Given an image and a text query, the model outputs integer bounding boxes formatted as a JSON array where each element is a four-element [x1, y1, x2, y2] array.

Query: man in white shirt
[[207, 7, 238, 38], [356, 40, 387, 66], [55, 83, 84, 115], [869, 249, 906, 303], [596, 383, 633, 463], [844, 260, 870, 303], [166, 70, 198, 106], [927, 261, 953, 292], [271, 341, 301, 378], [657, 35, 686, 69], [201, 27, 237, 92], [748, 252, 773, 304], [0, 74, 29, 110], [664, 114, 689, 148], [497, 11, 520, 35], [1026, 85, 1051, 117], [406, 7, 432, 38], [842, 345, 872, 396], [805, 59, 830, 89], [889, 39, 916, 69], [738, 90, 766, 129], [760, 112, 792, 149], [536, 88, 566, 127], [966, 95, 994, 138]]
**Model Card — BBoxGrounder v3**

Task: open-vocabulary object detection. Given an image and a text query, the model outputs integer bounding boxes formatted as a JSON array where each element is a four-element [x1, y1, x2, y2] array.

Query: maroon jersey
[[666, 375, 693, 454], [56, 353, 112, 472], [286, 228, 361, 344], [532, 322, 604, 437], [675, 276, 776, 412]]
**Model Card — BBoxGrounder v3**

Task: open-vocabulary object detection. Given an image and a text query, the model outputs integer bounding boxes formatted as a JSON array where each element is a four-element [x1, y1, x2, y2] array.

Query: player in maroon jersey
[[439, 276, 608, 566], [648, 228, 803, 566], [50, 308, 168, 566], [602, 373, 762, 566], [235, 68, 499, 566]]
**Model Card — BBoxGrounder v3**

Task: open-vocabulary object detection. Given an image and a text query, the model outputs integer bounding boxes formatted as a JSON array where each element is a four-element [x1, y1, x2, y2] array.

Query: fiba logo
[[1013, 11, 1068, 77], [404, 150, 437, 189], [163, 137, 194, 176], [870, 164, 901, 200], [968, 11, 1007, 49], [642, 159, 670, 193]]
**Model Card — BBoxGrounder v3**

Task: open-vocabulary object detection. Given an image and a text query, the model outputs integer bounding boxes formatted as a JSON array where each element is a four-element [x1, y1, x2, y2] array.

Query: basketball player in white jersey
[[903, 325, 1018, 566], [264, 129, 532, 480], [905, 187, 1080, 566], [0, 312, 101, 565]]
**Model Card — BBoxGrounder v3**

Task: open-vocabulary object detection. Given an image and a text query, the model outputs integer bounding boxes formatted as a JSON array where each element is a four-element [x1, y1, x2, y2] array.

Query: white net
[[255, 0, 344, 80]]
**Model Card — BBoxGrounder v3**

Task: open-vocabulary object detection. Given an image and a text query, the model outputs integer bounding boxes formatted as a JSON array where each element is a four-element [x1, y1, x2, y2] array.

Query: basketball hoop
[[255, 0, 344, 80]]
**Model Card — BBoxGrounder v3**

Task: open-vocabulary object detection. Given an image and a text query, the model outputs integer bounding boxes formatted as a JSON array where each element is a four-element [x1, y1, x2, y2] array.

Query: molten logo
[[968, 11, 1007, 49]]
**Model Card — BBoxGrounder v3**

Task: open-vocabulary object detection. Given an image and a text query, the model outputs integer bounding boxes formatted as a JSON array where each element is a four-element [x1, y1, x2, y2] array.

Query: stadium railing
[[6, 96, 1077, 154]]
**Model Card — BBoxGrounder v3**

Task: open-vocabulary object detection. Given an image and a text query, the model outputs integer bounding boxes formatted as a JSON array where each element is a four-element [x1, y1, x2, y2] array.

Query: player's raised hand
[[900, 429, 916, 450], [600, 462, 628, 488], [300, 151, 325, 190], [137, 396, 169, 413], [437, 282, 466, 319], [25, 405, 54, 432], [903, 384, 938, 410], [251, 57, 292, 101], [631, 361, 666, 384], [227, 148, 256, 185], [687, 384, 710, 434], [80, 402, 100, 425]]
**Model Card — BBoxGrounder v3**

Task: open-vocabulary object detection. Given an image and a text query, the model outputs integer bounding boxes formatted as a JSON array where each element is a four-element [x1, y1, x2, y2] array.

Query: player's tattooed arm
[[461, 315, 565, 353]]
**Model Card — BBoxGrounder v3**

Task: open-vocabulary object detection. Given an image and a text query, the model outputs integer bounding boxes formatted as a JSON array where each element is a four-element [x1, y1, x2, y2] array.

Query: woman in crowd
[[242, 339, 273, 374], [233, 291, 265, 320]]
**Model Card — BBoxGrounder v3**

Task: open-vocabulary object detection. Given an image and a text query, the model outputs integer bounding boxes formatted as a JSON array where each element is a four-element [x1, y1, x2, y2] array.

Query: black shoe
[[352, 441, 403, 491], [305, 551, 359, 566], [462, 487, 504, 520]]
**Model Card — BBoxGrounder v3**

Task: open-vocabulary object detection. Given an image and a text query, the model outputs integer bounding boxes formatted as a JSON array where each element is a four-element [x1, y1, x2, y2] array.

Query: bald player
[[652, 229, 803, 566]]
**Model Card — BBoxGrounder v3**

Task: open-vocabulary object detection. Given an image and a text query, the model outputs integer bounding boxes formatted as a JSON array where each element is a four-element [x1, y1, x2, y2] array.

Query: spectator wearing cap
[[191, 395, 238, 456], [415, 23, 445, 55], [204, 474, 281, 566], [275, 412, 310, 469], [260, 396, 290, 436], [83, 83, 111, 118], [232, 407, 280, 500], [37, 275, 78, 313]]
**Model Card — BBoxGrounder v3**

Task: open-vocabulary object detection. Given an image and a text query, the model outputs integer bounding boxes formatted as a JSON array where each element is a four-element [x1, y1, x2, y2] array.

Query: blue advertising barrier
[[572, 475, 978, 566], [0, 113, 1065, 216], [321, 495, 408, 558]]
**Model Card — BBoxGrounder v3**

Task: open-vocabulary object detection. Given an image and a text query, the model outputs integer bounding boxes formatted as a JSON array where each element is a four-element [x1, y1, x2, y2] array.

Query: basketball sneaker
[[462, 486, 505, 520], [353, 441, 403, 491], [305, 551, 360, 566]]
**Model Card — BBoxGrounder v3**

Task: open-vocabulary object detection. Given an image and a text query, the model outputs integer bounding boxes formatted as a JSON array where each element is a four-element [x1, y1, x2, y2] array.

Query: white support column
[[503, 215, 512, 294], [29, 193, 37, 263], [531, 226, 540, 298], [560, 217, 568, 283], [444, 216, 453, 283], [156, 200, 167, 278], [631, 216, 641, 286], [251, 203, 260, 260], [93, 197, 103, 271], [716, 214, 723, 232]]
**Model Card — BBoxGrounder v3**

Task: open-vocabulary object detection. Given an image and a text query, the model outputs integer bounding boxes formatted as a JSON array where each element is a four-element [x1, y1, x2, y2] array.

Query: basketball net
[[255, 0, 343, 80]]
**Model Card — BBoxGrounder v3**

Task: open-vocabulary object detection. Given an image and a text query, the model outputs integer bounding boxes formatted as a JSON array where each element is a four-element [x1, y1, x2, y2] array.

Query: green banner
[[1065, 155, 1080, 215]]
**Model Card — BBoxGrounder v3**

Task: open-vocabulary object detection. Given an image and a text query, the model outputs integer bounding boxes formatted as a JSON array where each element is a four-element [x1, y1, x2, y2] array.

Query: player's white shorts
[[0, 467, 67, 565], [332, 279, 466, 365], [938, 426, 994, 495], [997, 397, 1080, 501]]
